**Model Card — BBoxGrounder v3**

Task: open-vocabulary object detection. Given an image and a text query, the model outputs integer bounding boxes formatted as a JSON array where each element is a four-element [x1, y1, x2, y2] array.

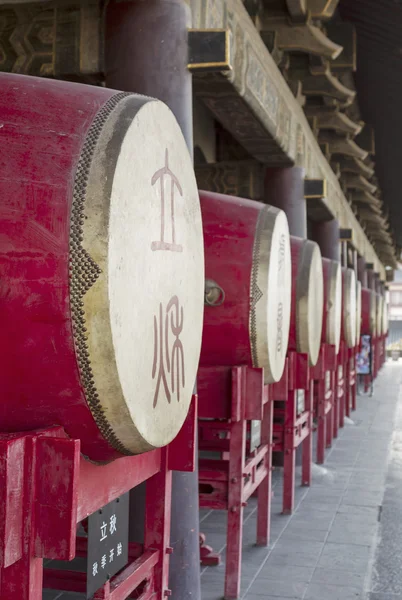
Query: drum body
[[341, 268, 357, 348], [321, 258, 342, 353], [361, 288, 377, 336], [199, 191, 292, 384], [289, 238, 324, 366], [0, 74, 204, 461]]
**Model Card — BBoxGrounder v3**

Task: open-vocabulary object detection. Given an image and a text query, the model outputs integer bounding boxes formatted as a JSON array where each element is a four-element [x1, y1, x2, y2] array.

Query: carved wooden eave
[[308, 0, 339, 20], [285, 0, 340, 22], [193, 0, 386, 276], [353, 202, 382, 217], [350, 190, 382, 209], [319, 132, 368, 160], [338, 156, 374, 178], [259, 15, 342, 59], [303, 106, 362, 135], [301, 68, 355, 103], [342, 173, 377, 195]]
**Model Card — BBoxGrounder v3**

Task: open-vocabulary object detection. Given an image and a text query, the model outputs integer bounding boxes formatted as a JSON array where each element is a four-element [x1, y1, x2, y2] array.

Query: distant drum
[[321, 258, 342, 353], [376, 294, 384, 337], [0, 74, 204, 461], [341, 269, 357, 348], [199, 191, 292, 384], [382, 300, 389, 336], [289, 238, 324, 366], [361, 288, 377, 336]]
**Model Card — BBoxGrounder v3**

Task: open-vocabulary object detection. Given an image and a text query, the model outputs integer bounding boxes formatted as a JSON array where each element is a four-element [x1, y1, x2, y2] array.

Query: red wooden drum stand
[[0, 75, 205, 599], [272, 237, 324, 514], [196, 191, 292, 599], [336, 269, 358, 431], [198, 367, 272, 600], [311, 258, 342, 465]]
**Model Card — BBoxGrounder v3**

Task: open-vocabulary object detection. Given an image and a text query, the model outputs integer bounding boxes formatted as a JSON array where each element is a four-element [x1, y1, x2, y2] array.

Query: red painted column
[[265, 167, 306, 237], [105, 4, 201, 600], [311, 219, 340, 262]]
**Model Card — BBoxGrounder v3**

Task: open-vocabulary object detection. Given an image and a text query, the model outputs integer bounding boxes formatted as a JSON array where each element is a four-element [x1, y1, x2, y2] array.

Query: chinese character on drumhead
[[101, 555, 107, 570], [109, 549, 114, 563], [100, 522, 107, 542], [92, 562, 98, 577], [117, 543, 123, 557], [152, 295, 185, 408], [151, 149, 183, 253]]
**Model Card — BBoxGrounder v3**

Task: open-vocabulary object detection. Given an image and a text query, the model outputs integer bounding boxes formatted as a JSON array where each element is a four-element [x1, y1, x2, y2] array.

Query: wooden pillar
[[265, 167, 307, 237], [357, 257, 368, 287], [105, 4, 201, 600], [311, 219, 340, 262]]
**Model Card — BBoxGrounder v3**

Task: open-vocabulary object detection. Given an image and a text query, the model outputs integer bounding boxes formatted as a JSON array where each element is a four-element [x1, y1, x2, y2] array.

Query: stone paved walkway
[[200, 361, 401, 600], [43, 361, 401, 600]]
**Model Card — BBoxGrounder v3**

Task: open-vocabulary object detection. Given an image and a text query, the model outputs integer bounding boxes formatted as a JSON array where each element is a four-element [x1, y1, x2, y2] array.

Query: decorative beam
[[188, 29, 232, 72], [0, 1, 102, 79], [194, 160, 263, 199], [355, 125, 376, 156], [193, 0, 390, 276], [304, 178, 327, 198], [350, 190, 382, 209], [340, 228, 353, 242]]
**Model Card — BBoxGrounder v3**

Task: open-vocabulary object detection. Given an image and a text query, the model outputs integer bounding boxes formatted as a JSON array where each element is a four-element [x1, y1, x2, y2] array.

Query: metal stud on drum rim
[[294, 239, 324, 366], [343, 269, 357, 348]]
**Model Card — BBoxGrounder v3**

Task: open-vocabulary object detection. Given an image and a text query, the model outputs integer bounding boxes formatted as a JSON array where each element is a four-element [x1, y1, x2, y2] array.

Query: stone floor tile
[[247, 579, 307, 598], [317, 542, 371, 571], [304, 583, 362, 599], [310, 567, 366, 588]]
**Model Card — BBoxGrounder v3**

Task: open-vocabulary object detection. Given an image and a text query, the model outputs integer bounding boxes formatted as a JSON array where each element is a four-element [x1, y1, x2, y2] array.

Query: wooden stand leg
[[302, 387, 313, 487], [257, 399, 273, 546], [316, 379, 326, 465], [224, 418, 246, 600], [326, 374, 334, 449], [283, 391, 296, 515]]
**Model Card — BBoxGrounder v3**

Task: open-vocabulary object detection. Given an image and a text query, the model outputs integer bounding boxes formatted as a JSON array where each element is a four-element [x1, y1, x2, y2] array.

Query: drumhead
[[71, 95, 204, 454], [250, 206, 292, 383], [355, 280, 362, 343], [326, 260, 342, 353], [382, 300, 389, 335], [296, 240, 324, 366], [343, 269, 357, 348]]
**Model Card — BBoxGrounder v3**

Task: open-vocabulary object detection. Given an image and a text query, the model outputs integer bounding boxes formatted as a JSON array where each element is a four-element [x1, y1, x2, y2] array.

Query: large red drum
[[361, 288, 377, 335], [0, 74, 205, 461], [199, 191, 292, 384], [289, 237, 324, 366], [341, 268, 357, 348], [321, 258, 342, 353]]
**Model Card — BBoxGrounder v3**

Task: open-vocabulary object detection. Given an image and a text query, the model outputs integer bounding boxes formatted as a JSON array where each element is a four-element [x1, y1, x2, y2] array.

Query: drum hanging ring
[[205, 279, 225, 307]]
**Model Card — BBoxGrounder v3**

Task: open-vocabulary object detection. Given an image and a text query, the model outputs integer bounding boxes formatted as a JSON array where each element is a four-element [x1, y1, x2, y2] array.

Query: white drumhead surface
[[355, 280, 362, 343], [251, 206, 292, 384], [343, 269, 357, 348], [325, 259, 342, 353], [81, 98, 204, 453], [296, 241, 324, 366]]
